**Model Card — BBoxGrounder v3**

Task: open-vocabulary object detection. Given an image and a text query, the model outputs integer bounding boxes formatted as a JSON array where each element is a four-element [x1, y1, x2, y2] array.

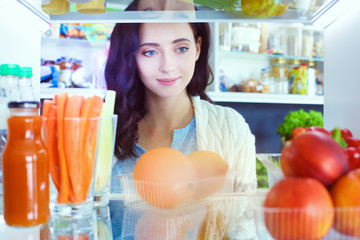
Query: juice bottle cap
[[8, 101, 40, 109]]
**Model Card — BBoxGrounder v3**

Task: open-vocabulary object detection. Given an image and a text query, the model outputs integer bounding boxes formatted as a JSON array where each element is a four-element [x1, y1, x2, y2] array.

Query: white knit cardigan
[[191, 96, 257, 239], [191, 95, 257, 192]]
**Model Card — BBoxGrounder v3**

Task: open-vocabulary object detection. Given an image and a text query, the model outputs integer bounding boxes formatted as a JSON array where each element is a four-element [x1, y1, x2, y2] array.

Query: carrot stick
[[46, 105, 60, 191], [64, 95, 85, 203], [56, 92, 70, 204], [80, 95, 103, 201], [41, 99, 53, 117]]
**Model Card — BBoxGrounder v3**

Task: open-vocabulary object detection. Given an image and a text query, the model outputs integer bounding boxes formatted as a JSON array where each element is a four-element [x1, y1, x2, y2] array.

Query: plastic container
[[42, 0, 69, 15], [120, 191, 254, 240], [118, 172, 237, 210], [249, 189, 360, 240], [256, 154, 283, 188], [76, 0, 107, 14], [2, 101, 50, 227], [231, 23, 261, 53]]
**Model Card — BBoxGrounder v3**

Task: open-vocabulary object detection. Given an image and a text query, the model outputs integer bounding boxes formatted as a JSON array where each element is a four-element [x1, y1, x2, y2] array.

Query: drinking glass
[[93, 114, 117, 207], [42, 116, 101, 217]]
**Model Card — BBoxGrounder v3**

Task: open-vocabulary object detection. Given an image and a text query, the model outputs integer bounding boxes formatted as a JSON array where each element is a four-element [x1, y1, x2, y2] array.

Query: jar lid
[[0, 64, 20, 76], [8, 101, 40, 109], [19, 67, 33, 78]]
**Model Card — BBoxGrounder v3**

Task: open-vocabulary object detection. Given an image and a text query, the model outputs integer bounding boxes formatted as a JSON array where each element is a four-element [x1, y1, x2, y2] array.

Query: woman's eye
[[144, 50, 156, 57], [177, 47, 188, 54]]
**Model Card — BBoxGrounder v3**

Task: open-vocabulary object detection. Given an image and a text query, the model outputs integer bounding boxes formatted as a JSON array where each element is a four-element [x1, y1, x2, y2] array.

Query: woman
[[106, 22, 256, 239]]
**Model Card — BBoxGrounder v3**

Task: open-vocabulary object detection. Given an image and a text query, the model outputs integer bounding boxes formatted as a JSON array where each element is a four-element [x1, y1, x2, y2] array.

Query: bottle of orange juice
[[2, 101, 49, 227]]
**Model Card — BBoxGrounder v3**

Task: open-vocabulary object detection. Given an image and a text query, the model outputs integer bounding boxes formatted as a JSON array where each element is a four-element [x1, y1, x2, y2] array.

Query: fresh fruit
[[264, 177, 334, 240], [281, 131, 348, 187], [330, 169, 360, 237], [188, 150, 229, 199], [133, 147, 197, 209]]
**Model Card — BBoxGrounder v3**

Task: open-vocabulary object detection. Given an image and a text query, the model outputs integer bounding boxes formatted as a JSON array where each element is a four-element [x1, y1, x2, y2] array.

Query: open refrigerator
[[1, 0, 360, 239]]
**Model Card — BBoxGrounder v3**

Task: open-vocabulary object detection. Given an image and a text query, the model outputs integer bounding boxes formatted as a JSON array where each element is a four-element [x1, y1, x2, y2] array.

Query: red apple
[[281, 131, 348, 187], [264, 177, 334, 240], [330, 168, 360, 237]]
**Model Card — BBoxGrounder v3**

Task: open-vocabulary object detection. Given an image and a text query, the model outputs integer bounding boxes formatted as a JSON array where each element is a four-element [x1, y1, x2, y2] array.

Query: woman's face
[[137, 0, 195, 11], [135, 23, 201, 99]]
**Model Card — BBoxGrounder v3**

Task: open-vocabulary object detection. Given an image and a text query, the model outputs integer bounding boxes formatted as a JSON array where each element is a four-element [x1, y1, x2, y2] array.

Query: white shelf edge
[[40, 88, 106, 99], [207, 92, 324, 105]]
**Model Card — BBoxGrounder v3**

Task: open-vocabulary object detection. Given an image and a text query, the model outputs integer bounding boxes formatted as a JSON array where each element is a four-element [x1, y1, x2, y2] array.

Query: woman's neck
[[137, 91, 194, 150], [142, 91, 194, 130]]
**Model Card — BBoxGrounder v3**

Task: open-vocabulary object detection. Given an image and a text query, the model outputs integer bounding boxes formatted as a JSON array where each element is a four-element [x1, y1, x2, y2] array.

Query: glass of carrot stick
[[42, 92, 103, 217]]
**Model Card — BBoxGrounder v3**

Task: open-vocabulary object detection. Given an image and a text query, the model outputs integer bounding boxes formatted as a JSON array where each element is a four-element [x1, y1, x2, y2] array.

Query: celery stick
[[95, 90, 116, 193]]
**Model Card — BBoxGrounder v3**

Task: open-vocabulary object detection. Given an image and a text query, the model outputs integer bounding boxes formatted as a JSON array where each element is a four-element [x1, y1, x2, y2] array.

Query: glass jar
[[2, 101, 50, 227], [270, 57, 289, 94], [302, 25, 314, 58], [313, 30, 324, 58], [260, 68, 271, 93], [18, 67, 36, 101]]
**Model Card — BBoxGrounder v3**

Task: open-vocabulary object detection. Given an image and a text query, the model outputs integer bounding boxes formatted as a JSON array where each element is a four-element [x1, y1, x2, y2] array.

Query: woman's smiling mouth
[[157, 77, 181, 86]]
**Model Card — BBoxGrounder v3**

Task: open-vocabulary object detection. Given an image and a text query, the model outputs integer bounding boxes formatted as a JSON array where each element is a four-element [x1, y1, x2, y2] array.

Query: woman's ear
[[196, 36, 202, 61]]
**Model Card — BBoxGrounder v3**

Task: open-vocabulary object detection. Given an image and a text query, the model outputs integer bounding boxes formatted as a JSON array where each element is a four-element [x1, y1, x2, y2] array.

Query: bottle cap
[[0, 64, 20, 76], [8, 101, 40, 109], [19, 67, 33, 78]]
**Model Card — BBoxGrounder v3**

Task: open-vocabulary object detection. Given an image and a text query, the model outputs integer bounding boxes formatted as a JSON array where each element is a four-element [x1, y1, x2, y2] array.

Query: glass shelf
[[207, 91, 324, 105], [218, 50, 324, 62], [48, 0, 336, 23]]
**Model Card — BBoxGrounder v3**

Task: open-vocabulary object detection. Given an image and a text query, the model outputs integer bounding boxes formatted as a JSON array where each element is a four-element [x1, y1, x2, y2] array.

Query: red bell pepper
[[343, 136, 360, 148], [344, 147, 360, 171]]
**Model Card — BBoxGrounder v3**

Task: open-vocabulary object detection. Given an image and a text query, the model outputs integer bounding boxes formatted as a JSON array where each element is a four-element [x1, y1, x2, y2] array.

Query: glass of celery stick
[[93, 114, 118, 207]]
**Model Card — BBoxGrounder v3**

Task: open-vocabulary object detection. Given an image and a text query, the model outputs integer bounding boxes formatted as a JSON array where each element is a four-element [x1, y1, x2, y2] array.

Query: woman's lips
[[157, 77, 180, 86]]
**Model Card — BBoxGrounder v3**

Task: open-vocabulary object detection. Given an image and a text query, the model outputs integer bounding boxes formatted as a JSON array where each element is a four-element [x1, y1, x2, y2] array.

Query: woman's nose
[[159, 52, 175, 73]]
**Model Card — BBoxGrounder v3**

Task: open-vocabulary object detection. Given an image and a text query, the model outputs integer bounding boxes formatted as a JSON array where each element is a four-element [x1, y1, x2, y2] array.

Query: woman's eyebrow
[[139, 38, 191, 47], [173, 38, 191, 44], [139, 42, 159, 47]]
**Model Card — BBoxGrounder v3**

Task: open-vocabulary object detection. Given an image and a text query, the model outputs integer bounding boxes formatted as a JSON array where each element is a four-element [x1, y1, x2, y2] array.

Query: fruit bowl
[[249, 189, 360, 240]]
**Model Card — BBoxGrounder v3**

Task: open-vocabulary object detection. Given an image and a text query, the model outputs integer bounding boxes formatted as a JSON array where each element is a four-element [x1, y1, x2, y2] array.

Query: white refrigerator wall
[[0, 0, 47, 101], [324, 5, 360, 138]]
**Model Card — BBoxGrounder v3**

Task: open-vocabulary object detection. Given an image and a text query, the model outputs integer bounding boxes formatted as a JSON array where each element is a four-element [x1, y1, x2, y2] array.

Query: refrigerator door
[[0, 0, 49, 100], [323, 3, 360, 138]]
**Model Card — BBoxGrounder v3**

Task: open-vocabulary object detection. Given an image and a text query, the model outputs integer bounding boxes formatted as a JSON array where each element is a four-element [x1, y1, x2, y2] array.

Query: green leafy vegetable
[[194, 0, 238, 11], [277, 109, 323, 141]]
